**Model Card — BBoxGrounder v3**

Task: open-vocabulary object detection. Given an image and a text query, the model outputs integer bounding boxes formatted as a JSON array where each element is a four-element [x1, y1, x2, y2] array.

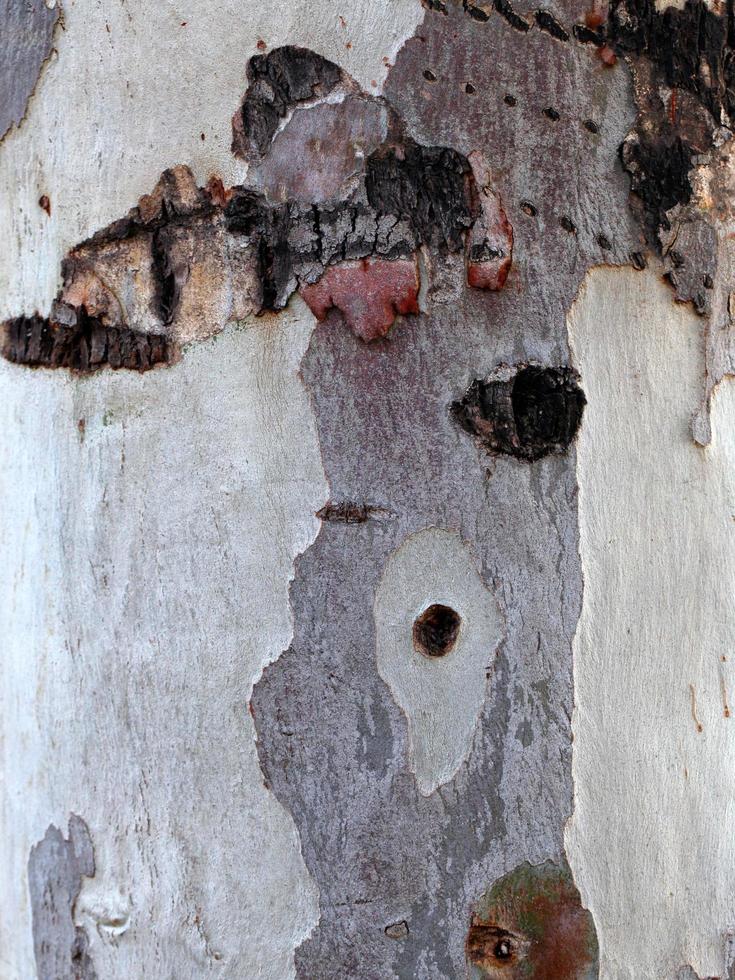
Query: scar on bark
[[466, 860, 598, 979], [3, 313, 169, 373], [28, 816, 97, 980], [316, 501, 390, 523], [452, 366, 586, 462], [2, 46, 516, 370]]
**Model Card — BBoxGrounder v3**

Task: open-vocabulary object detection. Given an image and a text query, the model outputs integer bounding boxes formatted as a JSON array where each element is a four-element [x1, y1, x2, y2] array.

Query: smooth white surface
[[566, 266, 735, 979], [0, 305, 328, 978], [374, 528, 504, 797], [0, 0, 424, 319]]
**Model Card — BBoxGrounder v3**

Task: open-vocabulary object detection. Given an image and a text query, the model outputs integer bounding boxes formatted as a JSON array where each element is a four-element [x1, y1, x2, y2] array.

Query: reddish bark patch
[[466, 861, 598, 979], [299, 257, 420, 342], [466, 152, 513, 291]]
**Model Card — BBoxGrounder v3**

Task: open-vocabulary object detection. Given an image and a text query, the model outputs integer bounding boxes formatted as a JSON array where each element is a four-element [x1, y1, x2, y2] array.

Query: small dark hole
[[703, 273, 714, 289], [413, 604, 461, 658], [597, 233, 612, 250], [520, 200, 537, 217], [504, 94, 517, 106], [465, 82, 476, 94], [583, 119, 599, 133], [560, 216, 577, 233], [494, 939, 513, 960], [543, 106, 560, 121], [424, 69, 437, 81]]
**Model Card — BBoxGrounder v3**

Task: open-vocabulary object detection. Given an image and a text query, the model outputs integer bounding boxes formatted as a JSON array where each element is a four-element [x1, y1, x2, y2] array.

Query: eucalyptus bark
[[2, 2, 735, 979]]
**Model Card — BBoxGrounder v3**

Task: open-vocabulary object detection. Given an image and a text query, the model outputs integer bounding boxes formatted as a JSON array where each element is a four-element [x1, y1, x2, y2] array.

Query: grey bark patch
[[28, 815, 97, 980], [245, 97, 388, 204], [0, 0, 58, 139], [249, 3, 640, 975]]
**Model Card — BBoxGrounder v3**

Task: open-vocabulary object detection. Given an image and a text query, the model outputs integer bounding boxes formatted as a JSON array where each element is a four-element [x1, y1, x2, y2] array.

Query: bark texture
[[3, 1, 735, 979]]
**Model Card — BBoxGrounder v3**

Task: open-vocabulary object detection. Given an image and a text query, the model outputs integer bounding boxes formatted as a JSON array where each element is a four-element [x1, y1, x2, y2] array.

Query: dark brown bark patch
[[453, 367, 586, 462], [365, 143, 478, 252], [535, 10, 569, 43], [413, 604, 462, 657], [233, 46, 342, 158], [3, 313, 169, 373], [608, 0, 735, 124], [316, 501, 387, 523]]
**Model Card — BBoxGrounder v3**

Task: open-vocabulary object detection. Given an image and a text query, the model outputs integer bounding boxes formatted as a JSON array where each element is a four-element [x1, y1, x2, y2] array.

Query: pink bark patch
[[299, 257, 420, 342], [467, 151, 513, 291]]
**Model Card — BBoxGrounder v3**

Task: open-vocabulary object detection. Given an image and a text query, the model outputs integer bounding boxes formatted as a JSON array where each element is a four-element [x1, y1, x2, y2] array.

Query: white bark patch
[[0, 301, 327, 978], [0, 0, 423, 320], [374, 528, 504, 796], [566, 265, 735, 979]]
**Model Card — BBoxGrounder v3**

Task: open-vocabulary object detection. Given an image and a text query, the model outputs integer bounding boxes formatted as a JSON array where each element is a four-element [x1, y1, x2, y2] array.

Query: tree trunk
[[2, 1, 735, 978]]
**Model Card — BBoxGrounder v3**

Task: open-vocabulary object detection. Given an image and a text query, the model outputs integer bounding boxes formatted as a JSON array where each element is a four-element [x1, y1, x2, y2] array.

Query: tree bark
[[2, 1, 735, 978]]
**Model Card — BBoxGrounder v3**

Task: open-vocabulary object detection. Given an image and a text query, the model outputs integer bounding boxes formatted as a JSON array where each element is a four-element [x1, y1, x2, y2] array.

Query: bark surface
[[2, 1, 735, 979]]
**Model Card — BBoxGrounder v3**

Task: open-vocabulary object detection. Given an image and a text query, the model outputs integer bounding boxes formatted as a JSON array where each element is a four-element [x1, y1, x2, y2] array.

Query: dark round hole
[[494, 938, 513, 960], [413, 604, 461, 658]]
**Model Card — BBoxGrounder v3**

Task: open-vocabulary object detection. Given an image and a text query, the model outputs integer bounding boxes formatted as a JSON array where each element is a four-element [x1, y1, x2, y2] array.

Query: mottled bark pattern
[[6, 0, 735, 976]]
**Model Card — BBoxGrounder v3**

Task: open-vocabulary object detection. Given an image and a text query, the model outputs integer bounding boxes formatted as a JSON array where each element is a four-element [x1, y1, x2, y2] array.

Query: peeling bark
[[4, 0, 735, 977]]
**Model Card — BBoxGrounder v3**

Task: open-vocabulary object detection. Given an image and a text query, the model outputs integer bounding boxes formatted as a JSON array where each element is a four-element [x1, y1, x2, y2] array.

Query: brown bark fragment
[[3, 312, 168, 373]]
